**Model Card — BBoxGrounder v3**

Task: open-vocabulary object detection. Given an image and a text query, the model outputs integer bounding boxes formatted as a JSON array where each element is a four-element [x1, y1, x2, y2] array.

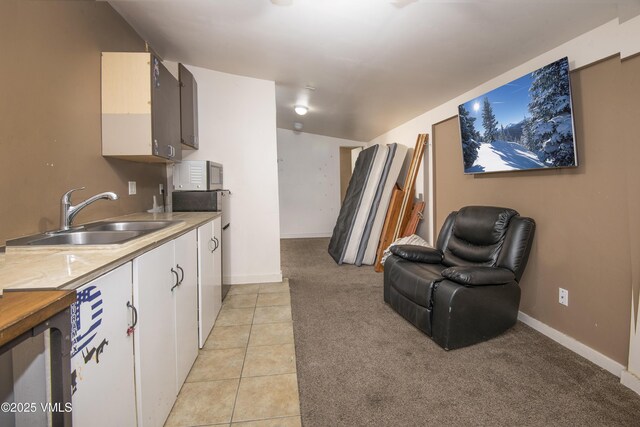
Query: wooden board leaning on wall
[[374, 134, 428, 272]]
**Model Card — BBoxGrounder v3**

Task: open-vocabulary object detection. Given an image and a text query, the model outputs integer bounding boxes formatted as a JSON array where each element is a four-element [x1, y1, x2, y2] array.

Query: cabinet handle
[[176, 264, 185, 284], [209, 237, 216, 253], [213, 237, 219, 251], [171, 268, 180, 291], [168, 145, 176, 158], [127, 301, 138, 336]]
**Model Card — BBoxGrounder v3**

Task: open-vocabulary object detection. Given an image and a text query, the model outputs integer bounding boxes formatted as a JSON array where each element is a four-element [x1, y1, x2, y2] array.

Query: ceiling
[[108, 0, 634, 142]]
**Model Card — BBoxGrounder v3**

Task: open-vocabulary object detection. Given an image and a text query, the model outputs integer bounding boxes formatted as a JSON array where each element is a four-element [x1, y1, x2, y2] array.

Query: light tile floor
[[165, 279, 302, 427]]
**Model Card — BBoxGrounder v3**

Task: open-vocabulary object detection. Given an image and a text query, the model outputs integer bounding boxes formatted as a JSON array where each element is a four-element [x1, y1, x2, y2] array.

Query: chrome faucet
[[59, 187, 119, 231]]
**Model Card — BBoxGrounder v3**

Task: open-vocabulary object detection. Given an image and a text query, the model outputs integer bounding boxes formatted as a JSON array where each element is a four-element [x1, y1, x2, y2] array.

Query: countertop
[[0, 211, 220, 294], [0, 290, 76, 347]]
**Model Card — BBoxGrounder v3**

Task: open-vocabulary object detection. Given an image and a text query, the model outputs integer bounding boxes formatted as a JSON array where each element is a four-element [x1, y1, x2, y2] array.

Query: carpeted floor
[[282, 238, 640, 426]]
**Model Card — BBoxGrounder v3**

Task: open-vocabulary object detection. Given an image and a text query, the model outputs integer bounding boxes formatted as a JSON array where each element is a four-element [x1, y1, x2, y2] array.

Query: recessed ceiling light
[[294, 105, 308, 116]]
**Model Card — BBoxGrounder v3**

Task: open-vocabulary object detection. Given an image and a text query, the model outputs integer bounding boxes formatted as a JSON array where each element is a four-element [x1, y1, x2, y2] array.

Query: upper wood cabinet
[[102, 52, 181, 162], [179, 63, 199, 150]]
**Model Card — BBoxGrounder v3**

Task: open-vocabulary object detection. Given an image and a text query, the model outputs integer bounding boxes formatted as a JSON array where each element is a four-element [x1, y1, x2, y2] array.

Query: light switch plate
[[128, 181, 137, 195]]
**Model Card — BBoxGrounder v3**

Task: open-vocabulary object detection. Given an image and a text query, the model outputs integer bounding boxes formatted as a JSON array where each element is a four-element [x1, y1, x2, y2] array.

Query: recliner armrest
[[390, 245, 443, 264], [441, 266, 515, 286]]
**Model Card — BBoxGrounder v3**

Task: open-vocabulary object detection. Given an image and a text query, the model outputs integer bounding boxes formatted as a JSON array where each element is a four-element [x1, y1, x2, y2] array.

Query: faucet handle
[[61, 187, 86, 203]]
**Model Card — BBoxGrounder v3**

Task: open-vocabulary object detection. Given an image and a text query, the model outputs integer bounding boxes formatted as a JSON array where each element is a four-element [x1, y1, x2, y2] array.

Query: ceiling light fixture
[[294, 105, 308, 116]]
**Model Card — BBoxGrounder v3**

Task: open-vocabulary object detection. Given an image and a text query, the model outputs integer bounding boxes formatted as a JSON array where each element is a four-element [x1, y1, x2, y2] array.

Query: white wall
[[182, 65, 282, 284], [369, 17, 640, 245], [277, 129, 364, 238]]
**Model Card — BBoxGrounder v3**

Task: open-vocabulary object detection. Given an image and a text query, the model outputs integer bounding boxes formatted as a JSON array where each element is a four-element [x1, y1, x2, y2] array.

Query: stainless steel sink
[[84, 220, 178, 232], [26, 231, 143, 246], [7, 220, 183, 247]]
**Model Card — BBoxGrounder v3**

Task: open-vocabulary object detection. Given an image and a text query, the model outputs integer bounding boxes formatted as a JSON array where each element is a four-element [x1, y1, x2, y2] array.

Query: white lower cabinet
[[133, 230, 198, 427], [70, 263, 137, 427], [133, 241, 177, 427], [174, 230, 199, 391], [197, 217, 222, 347], [69, 220, 219, 427]]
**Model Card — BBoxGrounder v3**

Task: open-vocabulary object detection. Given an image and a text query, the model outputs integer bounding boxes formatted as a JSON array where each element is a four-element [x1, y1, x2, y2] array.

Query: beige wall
[[622, 54, 640, 338], [0, 1, 166, 245], [432, 55, 640, 365]]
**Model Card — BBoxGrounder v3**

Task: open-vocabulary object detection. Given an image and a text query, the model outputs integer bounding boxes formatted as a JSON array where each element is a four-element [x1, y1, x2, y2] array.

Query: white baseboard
[[518, 311, 625, 377], [280, 232, 332, 239], [224, 272, 283, 285], [621, 370, 640, 396]]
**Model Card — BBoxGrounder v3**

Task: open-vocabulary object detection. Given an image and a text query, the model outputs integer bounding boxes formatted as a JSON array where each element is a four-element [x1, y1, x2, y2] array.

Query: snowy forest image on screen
[[458, 57, 577, 174]]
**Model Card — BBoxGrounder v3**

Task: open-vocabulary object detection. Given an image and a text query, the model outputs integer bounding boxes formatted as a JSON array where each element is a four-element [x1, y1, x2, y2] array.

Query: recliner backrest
[[441, 206, 518, 268], [436, 211, 456, 252]]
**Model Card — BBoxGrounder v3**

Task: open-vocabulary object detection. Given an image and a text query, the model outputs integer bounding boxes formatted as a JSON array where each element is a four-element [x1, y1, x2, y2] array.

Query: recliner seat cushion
[[442, 206, 518, 267], [386, 257, 445, 307]]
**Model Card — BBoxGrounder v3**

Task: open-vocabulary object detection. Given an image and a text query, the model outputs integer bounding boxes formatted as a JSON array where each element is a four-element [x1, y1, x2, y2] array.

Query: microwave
[[173, 160, 223, 191]]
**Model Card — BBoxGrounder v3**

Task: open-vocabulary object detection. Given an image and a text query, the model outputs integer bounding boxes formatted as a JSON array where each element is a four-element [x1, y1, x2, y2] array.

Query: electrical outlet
[[159, 183, 164, 194], [128, 181, 137, 195], [559, 288, 569, 306]]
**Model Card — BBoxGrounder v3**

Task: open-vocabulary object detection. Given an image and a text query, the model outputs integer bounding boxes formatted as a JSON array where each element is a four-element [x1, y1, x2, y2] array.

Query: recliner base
[[384, 255, 521, 350], [385, 283, 432, 336]]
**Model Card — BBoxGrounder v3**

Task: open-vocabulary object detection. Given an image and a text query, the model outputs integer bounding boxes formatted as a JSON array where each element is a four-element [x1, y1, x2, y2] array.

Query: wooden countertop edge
[[0, 290, 76, 348]]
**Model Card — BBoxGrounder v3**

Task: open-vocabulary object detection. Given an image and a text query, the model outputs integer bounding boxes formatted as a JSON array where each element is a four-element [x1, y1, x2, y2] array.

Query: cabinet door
[[151, 55, 181, 161], [71, 263, 136, 427], [197, 220, 222, 348], [179, 63, 198, 149], [174, 230, 198, 391], [133, 242, 177, 427], [212, 216, 222, 314]]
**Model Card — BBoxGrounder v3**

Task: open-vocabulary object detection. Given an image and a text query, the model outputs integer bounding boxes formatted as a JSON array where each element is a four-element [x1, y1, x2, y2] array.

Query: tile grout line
[[227, 294, 257, 424], [185, 368, 297, 385], [230, 414, 302, 425]]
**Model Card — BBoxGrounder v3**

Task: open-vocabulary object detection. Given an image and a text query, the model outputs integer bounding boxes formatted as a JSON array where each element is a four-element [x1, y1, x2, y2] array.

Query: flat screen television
[[458, 57, 577, 174]]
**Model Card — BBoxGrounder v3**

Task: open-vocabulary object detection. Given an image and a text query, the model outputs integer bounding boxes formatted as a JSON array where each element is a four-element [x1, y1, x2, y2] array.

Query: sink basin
[[27, 231, 142, 246], [84, 220, 178, 232], [7, 220, 183, 248]]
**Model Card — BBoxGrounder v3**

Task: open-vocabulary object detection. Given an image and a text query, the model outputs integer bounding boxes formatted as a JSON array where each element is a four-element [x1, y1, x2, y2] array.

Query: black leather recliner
[[383, 206, 535, 350]]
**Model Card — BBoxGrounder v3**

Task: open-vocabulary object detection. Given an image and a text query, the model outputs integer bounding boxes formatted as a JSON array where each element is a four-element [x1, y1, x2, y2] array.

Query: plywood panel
[[101, 52, 151, 114], [433, 55, 636, 364]]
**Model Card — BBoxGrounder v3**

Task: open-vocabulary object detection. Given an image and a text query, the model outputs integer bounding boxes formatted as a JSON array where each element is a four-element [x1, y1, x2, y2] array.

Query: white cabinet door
[[197, 218, 222, 347], [174, 230, 198, 391], [133, 242, 177, 427], [212, 217, 222, 316], [71, 263, 136, 427]]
